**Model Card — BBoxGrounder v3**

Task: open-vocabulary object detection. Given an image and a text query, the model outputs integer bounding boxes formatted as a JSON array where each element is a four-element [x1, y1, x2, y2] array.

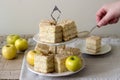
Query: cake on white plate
[[34, 43, 49, 54], [54, 53, 68, 73], [34, 43, 82, 73], [57, 46, 81, 56], [58, 20, 78, 41], [39, 19, 78, 43], [35, 43, 66, 54], [39, 20, 63, 43], [34, 52, 54, 73], [86, 36, 101, 54], [33, 19, 82, 73]]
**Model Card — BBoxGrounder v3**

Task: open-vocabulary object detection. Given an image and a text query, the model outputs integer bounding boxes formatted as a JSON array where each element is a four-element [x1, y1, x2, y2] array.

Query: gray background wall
[[0, 0, 119, 36]]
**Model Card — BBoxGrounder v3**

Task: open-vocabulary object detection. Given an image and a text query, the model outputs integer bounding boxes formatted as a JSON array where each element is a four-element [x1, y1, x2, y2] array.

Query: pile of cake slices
[[34, 43, 82, 73], [32, 19, 82, 73], [39, 19, 78, 43]]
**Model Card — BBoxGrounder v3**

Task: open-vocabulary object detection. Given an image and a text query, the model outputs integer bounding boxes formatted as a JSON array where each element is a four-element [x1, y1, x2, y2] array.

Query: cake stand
[[26, 33, 85, 77]]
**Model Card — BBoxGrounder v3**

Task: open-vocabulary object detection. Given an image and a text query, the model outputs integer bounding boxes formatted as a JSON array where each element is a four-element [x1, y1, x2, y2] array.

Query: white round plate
[[33, 33, 78, 46], [26, 58, 86, 77], [79, 44, 112, 55]]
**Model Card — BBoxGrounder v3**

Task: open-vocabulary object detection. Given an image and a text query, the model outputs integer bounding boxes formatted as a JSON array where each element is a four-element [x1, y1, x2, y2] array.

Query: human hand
[[96, 1, 120, 27]]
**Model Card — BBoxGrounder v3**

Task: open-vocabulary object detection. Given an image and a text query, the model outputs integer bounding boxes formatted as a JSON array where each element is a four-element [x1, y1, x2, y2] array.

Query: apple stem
[[71, 57, 74, 60], [32, 50, 36, 53], [6, 45, 10, 47]]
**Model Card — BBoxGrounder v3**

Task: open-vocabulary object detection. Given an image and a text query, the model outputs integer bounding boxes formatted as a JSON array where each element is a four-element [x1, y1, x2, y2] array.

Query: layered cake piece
[[86, 36, 101, 54], [54, 54, 68, 73], [57, 47, 81, 56], [35, 43, 66, 54], [34, 43, 49, 54], [34, 53, 54, 73], [64, 47, 81, 56], [39, 19, 78, 43], [59, 20, 78, 41], [56, 45, 66, 54], [39, 20, 63, 43]]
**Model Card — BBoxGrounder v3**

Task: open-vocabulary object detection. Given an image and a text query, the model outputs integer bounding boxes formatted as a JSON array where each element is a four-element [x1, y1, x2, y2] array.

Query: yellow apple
[[15, 38, 28, 51], [2, 44, 17, 60], [6, 34, 20, 44], [26, 50, 37, 66], [65, 56, 82, 72]]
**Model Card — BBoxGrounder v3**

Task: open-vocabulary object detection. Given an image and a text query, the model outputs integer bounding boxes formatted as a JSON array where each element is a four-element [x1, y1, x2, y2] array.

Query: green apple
[[15, 38, 28, 51], [6, 34, 20, 44], [65, 56, 82, 72], [26, 50, 37, 66], [2, 44, 17, 60]]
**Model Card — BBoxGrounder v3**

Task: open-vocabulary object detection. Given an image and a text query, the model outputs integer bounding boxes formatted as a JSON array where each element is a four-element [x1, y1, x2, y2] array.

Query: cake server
[[78, 25, 99, 38], [51, 5, 61, 24]]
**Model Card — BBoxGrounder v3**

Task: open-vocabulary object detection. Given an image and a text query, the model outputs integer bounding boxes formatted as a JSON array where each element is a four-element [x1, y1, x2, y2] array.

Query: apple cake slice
[[86, 36, 101, 54], [35, 43, 66, 54], [34, 43, 49, 54], [54, 54, 68, 73], [58, 20, 78, 41], [39, 20, 63, 43], [57, 46, 81, 56], [34, 52, 54, 73]]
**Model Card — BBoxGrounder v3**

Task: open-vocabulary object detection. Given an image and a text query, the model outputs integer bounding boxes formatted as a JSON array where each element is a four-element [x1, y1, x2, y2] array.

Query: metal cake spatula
[[78, 25, 99, 38]]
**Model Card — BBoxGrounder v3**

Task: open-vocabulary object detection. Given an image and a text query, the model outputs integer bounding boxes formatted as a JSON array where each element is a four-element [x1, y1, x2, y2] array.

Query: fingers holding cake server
[[96, 1, 120, 27]]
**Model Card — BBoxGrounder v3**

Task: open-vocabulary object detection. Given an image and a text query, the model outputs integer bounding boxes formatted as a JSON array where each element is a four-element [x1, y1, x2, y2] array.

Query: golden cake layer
[[86, 48, 101, 54], [86, 36, 101, 54]]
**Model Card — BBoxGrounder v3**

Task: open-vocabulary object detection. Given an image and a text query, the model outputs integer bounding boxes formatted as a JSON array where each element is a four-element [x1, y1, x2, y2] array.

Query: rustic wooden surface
[[0, 34, 33, 80], [0, 52, 24, 79]]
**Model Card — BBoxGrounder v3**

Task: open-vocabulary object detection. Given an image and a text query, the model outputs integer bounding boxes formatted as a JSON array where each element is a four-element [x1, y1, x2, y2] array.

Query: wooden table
[[0, 52, 24, 79], [0, 34, 33, 80]]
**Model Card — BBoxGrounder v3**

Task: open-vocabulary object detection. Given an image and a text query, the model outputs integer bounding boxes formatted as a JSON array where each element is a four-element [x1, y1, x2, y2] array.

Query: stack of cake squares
[[39, 19, 78, 43], [33, 19, 81, 73], [34, 43, 55, 73], [86, 36, 101, 54], [34, 43, 66, 73], [34, 43, 82, 73]]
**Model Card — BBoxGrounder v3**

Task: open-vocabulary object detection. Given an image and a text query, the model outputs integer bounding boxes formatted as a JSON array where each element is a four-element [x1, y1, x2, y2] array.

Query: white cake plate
[[76, 41, 112, 55], [27, 60, 85, 77], [33, 33, 79, 46], [24, 50, 86, 77]]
